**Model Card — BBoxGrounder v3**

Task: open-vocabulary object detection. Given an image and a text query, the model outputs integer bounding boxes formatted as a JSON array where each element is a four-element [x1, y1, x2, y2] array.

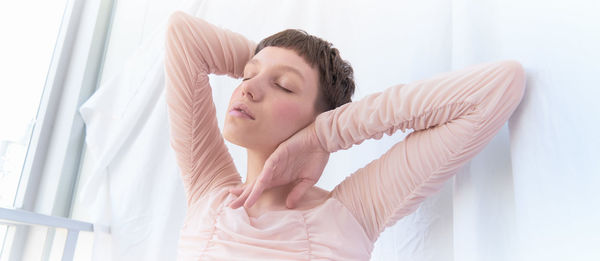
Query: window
[[0, 0, 115, 259], [0, 0, 71, 257], [0, 0, 68, 210], [0, 0, 67, 207]]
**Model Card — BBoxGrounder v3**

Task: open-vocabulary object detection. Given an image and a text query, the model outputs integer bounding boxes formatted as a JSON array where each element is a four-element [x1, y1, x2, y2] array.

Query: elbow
[[500, 60, 526, 88], [166, 11, 188, 36], [166, 11, 203, 40], [501, 60, 526, 82], [499, 60, 527, 108]]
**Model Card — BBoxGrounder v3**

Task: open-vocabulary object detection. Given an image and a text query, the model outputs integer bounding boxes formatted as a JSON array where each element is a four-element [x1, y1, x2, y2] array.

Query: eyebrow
[[246, 58, 305, 82]]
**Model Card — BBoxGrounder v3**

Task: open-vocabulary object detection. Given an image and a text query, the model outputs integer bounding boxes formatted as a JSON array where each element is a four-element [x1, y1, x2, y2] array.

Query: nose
[[241, 86, 253, 100], [240, 78, 263, 101]]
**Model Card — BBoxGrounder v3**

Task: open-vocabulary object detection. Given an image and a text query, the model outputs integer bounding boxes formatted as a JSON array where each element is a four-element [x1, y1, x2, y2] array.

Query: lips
[[229, 102, 255, 120]]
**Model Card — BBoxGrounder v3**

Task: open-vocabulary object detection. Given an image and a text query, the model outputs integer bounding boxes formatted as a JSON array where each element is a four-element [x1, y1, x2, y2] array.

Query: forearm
[[165, 11, 257, 82], [314, 60, 526, 153], [327, 60, 526, 242], [164, 11, 253, 204]]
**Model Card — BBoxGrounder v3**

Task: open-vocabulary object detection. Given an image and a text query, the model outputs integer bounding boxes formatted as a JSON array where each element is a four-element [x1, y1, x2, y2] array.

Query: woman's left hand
[[228, 121, 330, 209]]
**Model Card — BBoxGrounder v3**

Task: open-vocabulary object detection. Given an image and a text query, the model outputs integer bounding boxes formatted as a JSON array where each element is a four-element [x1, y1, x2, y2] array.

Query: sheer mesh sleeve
[[316, 60, 526, 242], [164, 11, 256, 206]]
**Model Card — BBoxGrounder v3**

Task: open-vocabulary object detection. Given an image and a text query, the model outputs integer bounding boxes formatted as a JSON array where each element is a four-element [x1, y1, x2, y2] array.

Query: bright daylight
[[1, 0, 599, 261]]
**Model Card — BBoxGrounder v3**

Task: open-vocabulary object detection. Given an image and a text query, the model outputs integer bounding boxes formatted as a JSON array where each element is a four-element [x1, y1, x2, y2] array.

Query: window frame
[[0, 0, 116, 259]]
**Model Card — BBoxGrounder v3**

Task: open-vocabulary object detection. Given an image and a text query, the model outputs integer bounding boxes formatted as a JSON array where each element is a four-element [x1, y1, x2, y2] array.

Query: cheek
[[271, 101, 305, 127]]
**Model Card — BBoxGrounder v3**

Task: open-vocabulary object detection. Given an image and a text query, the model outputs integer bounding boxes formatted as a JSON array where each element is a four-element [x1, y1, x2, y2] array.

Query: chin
[[223, 127, 247, 148], [223, 115, 248, 146], [223, 127, 284, 153], [223, 126, 260, 150]]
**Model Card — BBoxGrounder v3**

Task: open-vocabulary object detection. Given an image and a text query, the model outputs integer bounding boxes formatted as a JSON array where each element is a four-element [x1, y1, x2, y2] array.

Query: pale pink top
[[164, 10, 526, 261]]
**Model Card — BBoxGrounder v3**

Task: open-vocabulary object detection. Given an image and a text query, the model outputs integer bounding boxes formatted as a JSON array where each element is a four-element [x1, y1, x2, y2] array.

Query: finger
[[229, 187, 250, 209], [229, 185, 244, 196], [244, 177, 268, 209], [230, 187, 244, 196], [286, 179, 315, 209], [229, 183, 252, 209], [244, 161, 277, 209]]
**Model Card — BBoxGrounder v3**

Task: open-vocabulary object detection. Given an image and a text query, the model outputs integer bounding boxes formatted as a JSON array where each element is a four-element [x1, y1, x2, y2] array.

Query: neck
[[245, 148, 294, 209]]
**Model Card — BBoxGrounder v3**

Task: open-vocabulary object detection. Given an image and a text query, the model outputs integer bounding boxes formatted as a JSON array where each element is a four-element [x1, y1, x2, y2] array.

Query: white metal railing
[[0, 208, 98, 261]]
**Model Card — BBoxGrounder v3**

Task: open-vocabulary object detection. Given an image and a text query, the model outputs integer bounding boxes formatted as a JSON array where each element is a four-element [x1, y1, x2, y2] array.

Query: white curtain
[[75, 0, 600, 260]]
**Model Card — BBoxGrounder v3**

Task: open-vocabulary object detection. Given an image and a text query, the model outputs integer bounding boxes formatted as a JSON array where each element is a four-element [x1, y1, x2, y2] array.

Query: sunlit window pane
[[0, 0, 69, 256], [0, 1, 69, 207]]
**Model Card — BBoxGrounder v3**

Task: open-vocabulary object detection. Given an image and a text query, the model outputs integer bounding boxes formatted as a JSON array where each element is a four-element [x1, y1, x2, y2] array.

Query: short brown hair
[[255, 29, 355, 113]]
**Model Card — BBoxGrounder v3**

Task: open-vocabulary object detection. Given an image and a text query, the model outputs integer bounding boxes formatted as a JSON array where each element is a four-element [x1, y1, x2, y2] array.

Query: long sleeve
[[164, 11, 257, 206], [317, 60, 526, 242]]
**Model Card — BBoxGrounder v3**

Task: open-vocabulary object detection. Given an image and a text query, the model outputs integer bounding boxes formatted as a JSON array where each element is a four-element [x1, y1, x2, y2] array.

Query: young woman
[[164, 10, 526, 260]]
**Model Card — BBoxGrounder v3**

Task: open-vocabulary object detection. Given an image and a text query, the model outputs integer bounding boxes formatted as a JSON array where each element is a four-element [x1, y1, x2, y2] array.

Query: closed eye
[[241, 77, 293, 93], [276, 83, 292, 93]]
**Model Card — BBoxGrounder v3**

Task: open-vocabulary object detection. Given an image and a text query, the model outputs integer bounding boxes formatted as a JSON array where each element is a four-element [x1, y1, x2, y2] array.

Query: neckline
[[222, 190, 337, 219]]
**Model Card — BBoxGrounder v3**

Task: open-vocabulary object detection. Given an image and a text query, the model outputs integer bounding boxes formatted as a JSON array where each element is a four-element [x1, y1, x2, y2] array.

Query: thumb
[[286, 179, 314, 209]]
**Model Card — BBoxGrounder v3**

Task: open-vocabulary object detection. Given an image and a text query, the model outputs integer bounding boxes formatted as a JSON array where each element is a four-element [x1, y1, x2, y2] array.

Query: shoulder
[[306, 185, 331, 200], [295, 186, 332, 210], [314, 186, 332, 199]]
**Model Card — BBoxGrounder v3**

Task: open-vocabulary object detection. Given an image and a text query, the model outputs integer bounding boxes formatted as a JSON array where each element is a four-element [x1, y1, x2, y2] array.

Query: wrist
[[308, 121, 328, 153]]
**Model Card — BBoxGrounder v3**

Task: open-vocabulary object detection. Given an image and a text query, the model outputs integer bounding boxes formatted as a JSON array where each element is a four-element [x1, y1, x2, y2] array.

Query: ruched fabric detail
[[164, 10, 526, 260], [319, 61, 525, 242]]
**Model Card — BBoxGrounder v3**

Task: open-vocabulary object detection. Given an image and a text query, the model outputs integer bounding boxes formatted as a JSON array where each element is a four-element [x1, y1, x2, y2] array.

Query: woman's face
[[223, 46, 321, 152]]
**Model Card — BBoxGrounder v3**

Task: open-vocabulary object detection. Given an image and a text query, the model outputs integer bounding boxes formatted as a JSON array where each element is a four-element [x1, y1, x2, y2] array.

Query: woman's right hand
[[228, 121, 330, 209]]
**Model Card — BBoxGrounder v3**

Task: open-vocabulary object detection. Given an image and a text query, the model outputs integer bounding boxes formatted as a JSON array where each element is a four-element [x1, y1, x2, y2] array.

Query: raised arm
[[317, 60, 526, 242], [164, 11, 257, 206]]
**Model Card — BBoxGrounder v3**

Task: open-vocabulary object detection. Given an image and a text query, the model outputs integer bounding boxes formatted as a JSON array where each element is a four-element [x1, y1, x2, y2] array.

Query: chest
[[177, 195, 374, 260]]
